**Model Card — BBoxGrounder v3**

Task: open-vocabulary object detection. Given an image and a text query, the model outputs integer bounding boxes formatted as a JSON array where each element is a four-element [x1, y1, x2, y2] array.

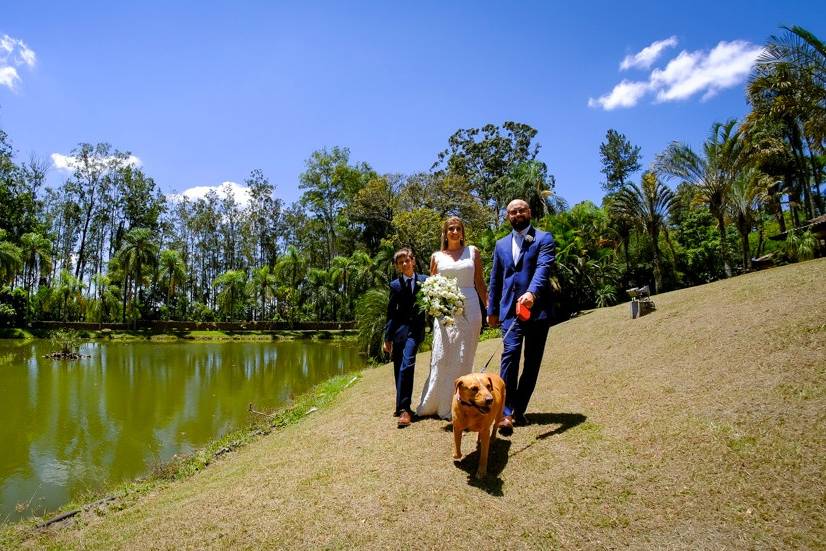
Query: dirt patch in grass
[[11, 258, 826, 549]]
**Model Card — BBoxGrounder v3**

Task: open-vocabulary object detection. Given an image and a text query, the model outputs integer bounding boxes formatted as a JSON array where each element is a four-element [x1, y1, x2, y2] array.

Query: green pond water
[[0, 339, 365, 521]]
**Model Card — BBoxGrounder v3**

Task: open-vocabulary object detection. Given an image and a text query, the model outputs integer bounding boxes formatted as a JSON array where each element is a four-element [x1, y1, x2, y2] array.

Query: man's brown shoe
[[498, 415, 514, 436], [397, 411, 412, 428]]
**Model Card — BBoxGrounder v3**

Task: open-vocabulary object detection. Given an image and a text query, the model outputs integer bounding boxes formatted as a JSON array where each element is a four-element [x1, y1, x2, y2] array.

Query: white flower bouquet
[[417, 274, 465, 326]]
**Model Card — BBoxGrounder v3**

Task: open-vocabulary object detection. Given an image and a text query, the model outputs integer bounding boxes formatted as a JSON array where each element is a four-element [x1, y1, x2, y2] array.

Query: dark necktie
[[407, 278, 413, 296]]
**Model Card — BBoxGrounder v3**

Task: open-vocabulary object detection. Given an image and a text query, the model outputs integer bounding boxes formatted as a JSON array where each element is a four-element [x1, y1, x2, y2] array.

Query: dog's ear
[[454, 377, 463, 391], [483, 373, 494, 390]]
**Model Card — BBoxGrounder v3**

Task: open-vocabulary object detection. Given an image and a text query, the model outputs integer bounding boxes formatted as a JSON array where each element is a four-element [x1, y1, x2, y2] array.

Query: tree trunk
[[790, 134, 815, 220], [804, 136, 824, 216], [714, 211, 731, 277], [122, 273, 130, 324], [74, 197, 97, 280], [650, 225, 663, 294], [738, 213, 751, 271]]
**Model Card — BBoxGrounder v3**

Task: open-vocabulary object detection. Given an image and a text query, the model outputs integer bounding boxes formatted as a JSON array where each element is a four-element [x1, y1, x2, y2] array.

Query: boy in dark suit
[[383, 248, 428, 428]]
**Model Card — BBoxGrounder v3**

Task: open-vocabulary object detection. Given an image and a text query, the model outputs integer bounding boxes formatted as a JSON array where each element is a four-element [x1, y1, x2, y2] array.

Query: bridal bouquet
[[417, 274, 465, 326]]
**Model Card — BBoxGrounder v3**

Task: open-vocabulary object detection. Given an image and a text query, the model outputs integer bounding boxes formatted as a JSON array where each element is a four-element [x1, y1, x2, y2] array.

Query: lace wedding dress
[[416, 246, 483, 420]]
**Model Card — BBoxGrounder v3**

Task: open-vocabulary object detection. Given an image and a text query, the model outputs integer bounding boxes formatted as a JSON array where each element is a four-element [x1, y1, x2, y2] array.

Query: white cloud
[[589, 39, 763, 110], [0, 34, 36, 91], [588, 80, 651, 110], [651, 40, 763, 102], [168, 181, 252, 208], [0, 66, 19, 89], [620, 36, 678, 70], [50, 152, 143, 172]]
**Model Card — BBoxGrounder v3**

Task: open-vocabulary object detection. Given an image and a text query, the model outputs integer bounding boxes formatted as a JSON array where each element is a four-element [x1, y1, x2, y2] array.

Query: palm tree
[[0, 231, 23, 285], [355, 288, 389, 358], [274, 245, 306, 290], [158, 249, 187, 314], [612, 172, 675, 293], [728, 168, 770, 271], [655, 119, 743, 277], [213, 269, 248, 321], [499, 161, 564, 218], [740, 116, 795, 233], [19, 232, 52, 303], [750, 26, 826, 219], [53, 269, 84, 322], [116, 228, 159, 323], [306, 267, 339, 321], [274, 245, 306, 321], [89, 273, 121, 323], [328, 251, 378, 320], [760, 26, 826, 86], [248, 265, 277, 320]]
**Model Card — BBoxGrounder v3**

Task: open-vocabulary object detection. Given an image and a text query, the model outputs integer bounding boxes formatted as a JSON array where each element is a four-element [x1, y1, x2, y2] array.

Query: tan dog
[[452, 372, 506, 478]]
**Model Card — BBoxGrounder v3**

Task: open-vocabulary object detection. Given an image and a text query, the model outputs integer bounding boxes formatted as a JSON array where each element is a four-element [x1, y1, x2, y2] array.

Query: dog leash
[[479, 320, 517, 373]]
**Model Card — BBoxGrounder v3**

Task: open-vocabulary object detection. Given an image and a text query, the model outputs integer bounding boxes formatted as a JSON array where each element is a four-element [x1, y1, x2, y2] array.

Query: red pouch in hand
[[516, 301, 531, 322]]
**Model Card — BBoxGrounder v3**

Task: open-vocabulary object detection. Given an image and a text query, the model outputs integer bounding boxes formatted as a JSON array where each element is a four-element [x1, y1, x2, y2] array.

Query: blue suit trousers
[[392, 335, 419, 414], [500, 318, 550, 417]]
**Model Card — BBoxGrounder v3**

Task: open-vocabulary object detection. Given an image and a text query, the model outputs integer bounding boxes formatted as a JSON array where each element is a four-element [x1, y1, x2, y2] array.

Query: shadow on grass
[[446, 426, 512, 497], [530, 412, 588, 439], [507, 412, 588, 460]]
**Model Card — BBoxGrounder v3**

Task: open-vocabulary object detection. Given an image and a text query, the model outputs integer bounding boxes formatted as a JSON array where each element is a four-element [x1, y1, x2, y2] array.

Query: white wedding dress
[[417, 246, 483, 420]]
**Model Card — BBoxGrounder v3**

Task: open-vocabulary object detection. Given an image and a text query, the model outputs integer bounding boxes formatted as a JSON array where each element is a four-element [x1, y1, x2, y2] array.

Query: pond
[[0, 338, 365, 521]]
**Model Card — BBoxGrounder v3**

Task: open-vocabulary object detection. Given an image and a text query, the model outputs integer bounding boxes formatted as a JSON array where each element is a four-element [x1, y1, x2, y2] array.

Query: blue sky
[[2, 1, 824, 208]]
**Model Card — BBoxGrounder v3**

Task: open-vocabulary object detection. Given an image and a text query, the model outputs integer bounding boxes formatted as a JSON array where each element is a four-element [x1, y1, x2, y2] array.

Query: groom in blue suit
[[384, 248, 428, 428], [487, 199, 556, 434]]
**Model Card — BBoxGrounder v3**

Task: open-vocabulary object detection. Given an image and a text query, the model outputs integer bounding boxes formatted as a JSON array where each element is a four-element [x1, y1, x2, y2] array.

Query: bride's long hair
[[440, 216, 465, 250]]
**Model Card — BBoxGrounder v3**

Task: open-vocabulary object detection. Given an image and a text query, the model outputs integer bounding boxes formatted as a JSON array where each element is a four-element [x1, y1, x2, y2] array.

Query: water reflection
[[0, 339, 364, 521]]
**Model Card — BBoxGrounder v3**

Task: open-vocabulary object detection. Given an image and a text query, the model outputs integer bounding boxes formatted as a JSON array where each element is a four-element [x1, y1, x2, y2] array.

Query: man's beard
[[510, 218, 530, 231]]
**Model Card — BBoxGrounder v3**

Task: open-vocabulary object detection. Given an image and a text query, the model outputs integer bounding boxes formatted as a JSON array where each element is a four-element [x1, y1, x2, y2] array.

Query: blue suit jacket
[[487, 226, 556, 323], [384, 273, 428, 344]]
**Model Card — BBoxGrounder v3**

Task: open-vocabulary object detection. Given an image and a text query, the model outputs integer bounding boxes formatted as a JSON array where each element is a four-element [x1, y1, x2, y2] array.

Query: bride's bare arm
[[430, 252, 438, 276], [472, 246, 488, 309]]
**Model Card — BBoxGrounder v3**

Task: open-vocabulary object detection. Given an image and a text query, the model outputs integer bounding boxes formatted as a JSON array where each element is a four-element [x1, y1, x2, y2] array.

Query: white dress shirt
[[512, 225, 532, 264]]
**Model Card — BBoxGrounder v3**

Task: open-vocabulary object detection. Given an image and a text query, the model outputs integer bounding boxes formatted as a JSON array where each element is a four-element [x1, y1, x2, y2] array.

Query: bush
[[49, 328, 82, 356], [190, 301, 216, 322], [355, 289, 389, 360], [0, 303, 15, 327], [0, 286, 26, 326]]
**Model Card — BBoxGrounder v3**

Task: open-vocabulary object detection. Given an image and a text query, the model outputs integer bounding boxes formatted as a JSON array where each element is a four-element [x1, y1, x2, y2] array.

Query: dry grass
[[13, 258, 826, 549]]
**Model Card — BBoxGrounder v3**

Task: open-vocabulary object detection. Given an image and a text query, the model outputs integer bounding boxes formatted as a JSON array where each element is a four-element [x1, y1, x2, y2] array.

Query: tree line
[[0, 26, 822, 350]]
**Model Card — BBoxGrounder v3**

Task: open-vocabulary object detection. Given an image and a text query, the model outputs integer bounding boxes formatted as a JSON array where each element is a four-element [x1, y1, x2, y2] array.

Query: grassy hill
[[13, 258, 826, 549]]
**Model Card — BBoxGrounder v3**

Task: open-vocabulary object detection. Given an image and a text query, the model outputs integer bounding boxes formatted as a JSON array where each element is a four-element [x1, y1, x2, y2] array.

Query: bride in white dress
[[417, 216, 488, 420]]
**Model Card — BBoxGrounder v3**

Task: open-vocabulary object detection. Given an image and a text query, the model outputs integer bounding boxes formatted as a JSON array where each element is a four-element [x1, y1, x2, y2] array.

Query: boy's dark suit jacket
[[384, 273, 428, 345]]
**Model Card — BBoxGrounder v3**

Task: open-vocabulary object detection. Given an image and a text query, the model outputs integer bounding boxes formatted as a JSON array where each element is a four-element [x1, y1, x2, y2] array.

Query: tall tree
[[64, 143, 131, 280], [299, 147, 372, 266], [599, 129, 642, 194], [433, 121, 540, 222], [749, 26, 826, 219]]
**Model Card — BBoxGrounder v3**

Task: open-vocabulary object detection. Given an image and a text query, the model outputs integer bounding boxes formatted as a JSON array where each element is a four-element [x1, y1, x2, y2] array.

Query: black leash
[[479, 320, 517, 373]]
